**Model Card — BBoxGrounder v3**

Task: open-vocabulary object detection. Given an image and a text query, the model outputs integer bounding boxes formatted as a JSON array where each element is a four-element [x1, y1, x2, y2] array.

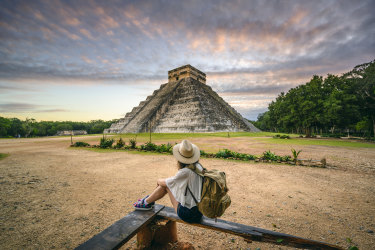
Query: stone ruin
[[56, 130, 87, 136], [105, 65, 260, 133]]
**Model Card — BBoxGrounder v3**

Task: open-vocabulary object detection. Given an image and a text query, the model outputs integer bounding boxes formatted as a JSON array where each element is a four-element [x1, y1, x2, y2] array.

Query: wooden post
[[71, 131, 73, 145], [137, 219, 177, 249], [149, 123, 152, 143]]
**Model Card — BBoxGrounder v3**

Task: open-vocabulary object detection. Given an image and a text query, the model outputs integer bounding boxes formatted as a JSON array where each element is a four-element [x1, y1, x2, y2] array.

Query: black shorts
[[177, 203, 202, 223]]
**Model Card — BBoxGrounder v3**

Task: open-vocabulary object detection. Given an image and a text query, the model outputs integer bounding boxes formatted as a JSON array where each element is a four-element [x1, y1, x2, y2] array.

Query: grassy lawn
[[255, 137, 375, 148], [71, 132, 375, 149], [0, 153, 9, 160], [110, 131, 285, 140]]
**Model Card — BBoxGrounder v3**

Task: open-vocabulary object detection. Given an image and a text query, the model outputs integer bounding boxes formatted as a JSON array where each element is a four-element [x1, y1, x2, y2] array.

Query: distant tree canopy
[[254, 60, 375, 138], [0, 118, 118, 137]]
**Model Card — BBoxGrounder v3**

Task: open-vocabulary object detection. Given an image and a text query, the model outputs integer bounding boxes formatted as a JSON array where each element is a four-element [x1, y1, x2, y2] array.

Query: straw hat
[[173, 140, 200, 164]]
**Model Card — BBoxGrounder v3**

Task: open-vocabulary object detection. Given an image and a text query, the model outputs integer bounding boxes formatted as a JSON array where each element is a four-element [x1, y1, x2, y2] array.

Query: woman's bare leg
[[145, 185, 167, 203], [145, 185, 179, 213], [166, 187, 179, 213]]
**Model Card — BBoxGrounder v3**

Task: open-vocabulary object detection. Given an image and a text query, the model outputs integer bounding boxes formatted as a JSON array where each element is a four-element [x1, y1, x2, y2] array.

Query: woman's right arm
[[164, 168, 189, 187], [157, 178, 167, 187]]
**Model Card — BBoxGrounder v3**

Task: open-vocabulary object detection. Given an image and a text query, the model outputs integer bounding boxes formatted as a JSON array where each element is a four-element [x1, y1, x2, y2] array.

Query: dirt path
[[0, 136, 374, 249]]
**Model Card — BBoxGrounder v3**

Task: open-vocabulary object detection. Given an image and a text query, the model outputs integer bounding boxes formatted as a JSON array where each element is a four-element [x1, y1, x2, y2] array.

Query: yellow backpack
[[187, 164, 231, 219]]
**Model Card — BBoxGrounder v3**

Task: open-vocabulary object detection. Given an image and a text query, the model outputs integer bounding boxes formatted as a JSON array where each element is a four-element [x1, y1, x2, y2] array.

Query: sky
[[0, 0, 374, 122]]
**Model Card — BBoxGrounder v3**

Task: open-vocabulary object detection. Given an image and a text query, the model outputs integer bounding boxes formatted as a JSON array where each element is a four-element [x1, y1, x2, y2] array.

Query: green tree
[[0, 117, 11, 137], [344, 60, 375, 137], [257, 60, 374, 137]]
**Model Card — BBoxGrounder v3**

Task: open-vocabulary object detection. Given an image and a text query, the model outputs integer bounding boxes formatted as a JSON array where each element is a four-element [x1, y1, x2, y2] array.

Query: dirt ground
[[0, 136, 374, 249]]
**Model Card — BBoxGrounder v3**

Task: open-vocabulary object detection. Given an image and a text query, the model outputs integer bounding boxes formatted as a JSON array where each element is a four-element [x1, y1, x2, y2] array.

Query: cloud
[[0, 83, 33, 91], [36, 109, 68, 113], [218, 83, 296, 96], [0, 62, 164, 82], [81, 56, 94, 64], [0, 102, 68, 113], [0, 103, 38, 112], [0, 0, 374, 120], [2, 0, 373, 83], [79, 28, 93, 39]]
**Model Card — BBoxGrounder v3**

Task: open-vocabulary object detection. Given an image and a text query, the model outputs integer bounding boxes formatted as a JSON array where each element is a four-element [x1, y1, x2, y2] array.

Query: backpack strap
[[187, 163, 206, 176], [186, 186, 199, 205]]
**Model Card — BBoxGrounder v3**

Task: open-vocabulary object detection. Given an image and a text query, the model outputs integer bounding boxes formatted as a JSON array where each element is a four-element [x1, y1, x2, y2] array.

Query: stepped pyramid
[[105, 65, 260, 133]]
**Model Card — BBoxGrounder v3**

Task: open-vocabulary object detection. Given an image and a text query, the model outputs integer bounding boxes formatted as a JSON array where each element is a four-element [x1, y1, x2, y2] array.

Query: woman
[[133, 139, 203, 223]]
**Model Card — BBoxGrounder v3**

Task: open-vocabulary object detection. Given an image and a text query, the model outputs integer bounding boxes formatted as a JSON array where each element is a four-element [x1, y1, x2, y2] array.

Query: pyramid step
[[120, 80, 181, 133]]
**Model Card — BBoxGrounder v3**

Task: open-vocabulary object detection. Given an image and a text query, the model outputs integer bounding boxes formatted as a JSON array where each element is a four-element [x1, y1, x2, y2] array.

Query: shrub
[[215, 149, 256, 161], [73, 141, 90, 147], [99, 137, 114, 148], [129, 137, 137, 149], [291, 148, 302, 163], [244, 154, 256, 160], [140, 142, 158, 151], [280, 135, 290, 139], [216, 149, 233, 158], [166, 143, 173, 153], [114, 138, 125, 148], [156, 143, 173, 153], [262, 150, 278, 161], [200, 150, 207, 156], [281, 155, 292, 162], [273, 134, 290, 139]]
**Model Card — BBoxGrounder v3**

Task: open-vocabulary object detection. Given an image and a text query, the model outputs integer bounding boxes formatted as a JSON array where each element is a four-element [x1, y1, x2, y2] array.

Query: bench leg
[[137, 219, 178, 249]]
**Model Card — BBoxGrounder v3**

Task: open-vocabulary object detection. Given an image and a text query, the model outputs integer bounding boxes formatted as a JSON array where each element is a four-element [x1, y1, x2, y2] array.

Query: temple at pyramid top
[[104, 65, 260, 133], [168, 64, 206, 84]]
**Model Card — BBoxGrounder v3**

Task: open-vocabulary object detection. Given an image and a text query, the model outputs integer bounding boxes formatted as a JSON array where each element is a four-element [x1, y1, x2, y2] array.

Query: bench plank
[[76, 204, 165, 250], [157, 206, 342, 250]]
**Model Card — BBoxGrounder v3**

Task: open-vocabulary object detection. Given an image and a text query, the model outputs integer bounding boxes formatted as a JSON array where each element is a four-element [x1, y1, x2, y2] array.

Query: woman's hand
[[157, 178, 167, 187]]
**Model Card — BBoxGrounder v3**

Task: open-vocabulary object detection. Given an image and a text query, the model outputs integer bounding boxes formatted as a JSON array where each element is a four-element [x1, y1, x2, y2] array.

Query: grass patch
[[108, 132, 286, 141], [70, 146, 170, 156], [69, 147, 119, 153], [0, 153, 9, 160], [254, 137, 375, 148]]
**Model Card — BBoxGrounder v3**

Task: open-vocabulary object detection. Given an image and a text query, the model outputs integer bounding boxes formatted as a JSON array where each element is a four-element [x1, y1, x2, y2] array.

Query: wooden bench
[[76, 204, 343, 250]]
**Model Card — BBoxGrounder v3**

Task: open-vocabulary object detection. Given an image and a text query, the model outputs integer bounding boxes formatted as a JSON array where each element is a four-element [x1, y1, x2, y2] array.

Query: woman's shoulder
[[179, 167, 191, 173]]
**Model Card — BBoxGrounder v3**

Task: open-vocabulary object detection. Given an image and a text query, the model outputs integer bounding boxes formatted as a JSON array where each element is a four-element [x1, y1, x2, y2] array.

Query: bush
[[273, 134, 290, 139], [262, 150, 278, 161], [281, 155, 292, 162], [129, 137, 137, 149], [243, 154, 256, 160], [200, 150, 207, 156], [291, 148, 302, 163], [73, 141, 90, 147], [156, 143, 173, 153], [99, 137, 114, 148], [215, 149, 256, 161], [216, 149, 233, 158], [140, 142, 158, 151], [114, 138, 125, 148]]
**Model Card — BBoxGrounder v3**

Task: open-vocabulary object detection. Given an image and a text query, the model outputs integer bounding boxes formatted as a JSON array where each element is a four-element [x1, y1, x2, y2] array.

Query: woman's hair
[[177, 161, 198, 169], [177, 161, 188, 169]]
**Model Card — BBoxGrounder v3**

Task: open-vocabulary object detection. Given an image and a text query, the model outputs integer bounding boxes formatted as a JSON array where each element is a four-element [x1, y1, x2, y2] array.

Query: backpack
[[186, 164, 231, 219]]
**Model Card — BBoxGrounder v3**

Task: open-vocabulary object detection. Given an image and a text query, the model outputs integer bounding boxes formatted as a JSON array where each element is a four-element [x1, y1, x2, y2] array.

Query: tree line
[[0, 118, 118, 137], [254, 60, 375, 138]]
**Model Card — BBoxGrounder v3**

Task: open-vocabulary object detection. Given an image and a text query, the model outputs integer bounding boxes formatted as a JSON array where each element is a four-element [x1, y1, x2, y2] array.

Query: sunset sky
[[1, 0, 374, 122]]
